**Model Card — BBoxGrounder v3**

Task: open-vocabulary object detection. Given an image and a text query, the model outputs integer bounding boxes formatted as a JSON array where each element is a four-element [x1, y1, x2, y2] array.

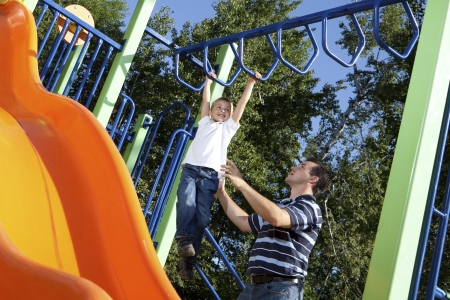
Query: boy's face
[[210, 100, 233, 122]]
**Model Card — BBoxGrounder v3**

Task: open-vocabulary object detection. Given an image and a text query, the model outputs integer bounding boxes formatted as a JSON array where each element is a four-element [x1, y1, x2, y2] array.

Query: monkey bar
[[174, 0, 419, 91]]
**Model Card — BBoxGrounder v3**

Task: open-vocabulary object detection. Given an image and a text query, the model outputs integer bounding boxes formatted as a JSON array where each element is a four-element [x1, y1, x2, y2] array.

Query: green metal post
[[123, 113, 152, 173], [363, 1, 450, 299], [92, 0, 156, 127], [53, 46, 84, 95], [153, 44, 237, 265]]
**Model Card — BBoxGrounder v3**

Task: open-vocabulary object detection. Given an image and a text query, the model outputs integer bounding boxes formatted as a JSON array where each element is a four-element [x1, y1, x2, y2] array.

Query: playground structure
[[1, 0, 450, 299]]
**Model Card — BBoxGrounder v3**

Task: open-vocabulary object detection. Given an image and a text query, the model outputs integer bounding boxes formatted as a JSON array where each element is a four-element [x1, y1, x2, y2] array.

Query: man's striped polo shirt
[[246, 194, 322, 279]]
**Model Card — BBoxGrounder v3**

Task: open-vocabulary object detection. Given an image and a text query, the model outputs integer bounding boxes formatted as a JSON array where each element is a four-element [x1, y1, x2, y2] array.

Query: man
[[216, 158, 332, 299]]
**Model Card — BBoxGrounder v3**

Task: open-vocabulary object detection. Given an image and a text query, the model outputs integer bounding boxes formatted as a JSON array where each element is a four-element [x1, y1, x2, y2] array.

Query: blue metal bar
[[74, 40, 103, 102], [150, 122, 194, 236], [174, 53, 206, 92], [46, 43, 67, 90], [35, 3, 48, 28], [177, 0, 405, 55], [37, 11, 59, 58], [147, 129, 193, 236], [436, 287, 450, 300], [195, 264, 221, 300], [409, 83, 450, 300], [237, 35, 278, 81], [39, 17, 70, 81], [204, 229, 246, 290], [85, 45, 114, 108], [108, 95, 128, 140], [144, 26, 203, 69], [49, 26, 83, 92], [433, 208, 446, 219], [203, 43, 242, 87], [322, 13, 365, 67], [143, 128, 192, 220], [63, 33, 93, 96], [426, 175, 450, 299], [131, 102, 191, 184], [173, 0, 416, 91], [276, 24, 319, 74], [373, 0, 419, 59], [37, 0, 122, 51], [107, 93, 136, 151], [116, 93, 136, 151]]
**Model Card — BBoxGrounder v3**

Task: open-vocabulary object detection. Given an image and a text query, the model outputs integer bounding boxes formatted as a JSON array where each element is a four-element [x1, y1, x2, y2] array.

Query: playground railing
[[172, 0, 419, 92], [106, 93, 136, 152], [34, 0, 123, 109]]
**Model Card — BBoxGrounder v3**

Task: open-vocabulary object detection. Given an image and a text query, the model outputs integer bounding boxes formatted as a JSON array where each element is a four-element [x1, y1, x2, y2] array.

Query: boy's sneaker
[[177, 237, 195, 257], [178, 258, 194, 280]]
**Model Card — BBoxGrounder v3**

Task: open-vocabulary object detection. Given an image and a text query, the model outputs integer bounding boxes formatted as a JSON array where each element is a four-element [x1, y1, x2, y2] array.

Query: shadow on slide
[[0, 0, 179, 298]]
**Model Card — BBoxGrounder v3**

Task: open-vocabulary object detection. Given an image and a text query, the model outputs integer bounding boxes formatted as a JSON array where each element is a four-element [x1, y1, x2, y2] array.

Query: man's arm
[[215, 180, 252, 232], [201, 72, 216, 118], [221, 160, 292, 228], [231, 72, 261, 125]]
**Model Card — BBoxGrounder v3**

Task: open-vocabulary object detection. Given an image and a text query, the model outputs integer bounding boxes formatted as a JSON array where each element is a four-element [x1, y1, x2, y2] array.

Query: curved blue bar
[[203, 43, 242, 87], [174, 48, 206, 92], [276, 24, 319, 74], [132, 102, 191, 185], [147, 128, 194, 235], [173, 0, 413, 86], [322, 12, 366, 67], [237, 34, 278, 82], [373, 0, 419, 60], [116, 93, 136, 151]]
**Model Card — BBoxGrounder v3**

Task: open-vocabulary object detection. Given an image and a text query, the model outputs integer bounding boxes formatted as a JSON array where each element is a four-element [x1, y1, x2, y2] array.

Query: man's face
[[285, 161, 318, 186], [210, 100, 232, 122]]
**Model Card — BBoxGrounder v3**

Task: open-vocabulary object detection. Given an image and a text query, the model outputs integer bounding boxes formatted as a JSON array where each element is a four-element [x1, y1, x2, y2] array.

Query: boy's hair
[[211, 97, 234, 112], [305, 157, 332, 195]]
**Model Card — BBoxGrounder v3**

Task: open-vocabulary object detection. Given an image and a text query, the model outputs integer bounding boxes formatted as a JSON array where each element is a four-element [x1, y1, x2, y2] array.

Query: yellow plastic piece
[[0, 1, 180, 299], [57, 5, 95, 46]]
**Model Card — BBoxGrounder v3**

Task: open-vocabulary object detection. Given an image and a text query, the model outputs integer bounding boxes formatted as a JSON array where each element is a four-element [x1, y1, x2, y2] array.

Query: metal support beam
[[92, 0, 156, 127], [363, 1, 450, 299]]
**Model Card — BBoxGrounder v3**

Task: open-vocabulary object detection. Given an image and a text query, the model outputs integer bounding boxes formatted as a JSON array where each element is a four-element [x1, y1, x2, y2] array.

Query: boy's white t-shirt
[[182, 116, 240, 173]]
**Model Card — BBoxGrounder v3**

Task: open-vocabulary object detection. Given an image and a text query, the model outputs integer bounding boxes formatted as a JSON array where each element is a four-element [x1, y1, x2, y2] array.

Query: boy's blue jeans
[[176, 163, 219, 262]]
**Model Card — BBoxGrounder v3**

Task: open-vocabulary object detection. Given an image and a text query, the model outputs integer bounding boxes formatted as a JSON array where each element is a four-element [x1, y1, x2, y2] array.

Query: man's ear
[[309, 176, 319, 185]]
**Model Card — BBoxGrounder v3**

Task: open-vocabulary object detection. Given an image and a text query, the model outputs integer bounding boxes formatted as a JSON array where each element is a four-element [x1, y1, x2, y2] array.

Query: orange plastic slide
[[0, 0, 180, 299]]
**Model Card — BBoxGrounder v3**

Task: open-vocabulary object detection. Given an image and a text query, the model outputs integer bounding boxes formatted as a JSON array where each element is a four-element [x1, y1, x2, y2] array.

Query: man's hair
[[212, 97, 233, 111], [305, 157, 332, 195]]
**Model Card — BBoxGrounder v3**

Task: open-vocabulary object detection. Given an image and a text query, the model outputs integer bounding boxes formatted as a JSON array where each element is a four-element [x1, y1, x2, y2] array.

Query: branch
[[319, 64, 373, 159], [323, 195, 337, 256]]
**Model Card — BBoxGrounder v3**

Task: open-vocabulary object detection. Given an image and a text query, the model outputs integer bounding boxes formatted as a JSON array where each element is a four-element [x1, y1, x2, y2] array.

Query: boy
[[176, 71, 261, 280]]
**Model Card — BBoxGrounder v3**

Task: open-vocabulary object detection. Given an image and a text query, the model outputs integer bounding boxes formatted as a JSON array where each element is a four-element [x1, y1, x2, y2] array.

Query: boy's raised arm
[[232, 71, 261, 125], [201, 72, 216, 119]]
